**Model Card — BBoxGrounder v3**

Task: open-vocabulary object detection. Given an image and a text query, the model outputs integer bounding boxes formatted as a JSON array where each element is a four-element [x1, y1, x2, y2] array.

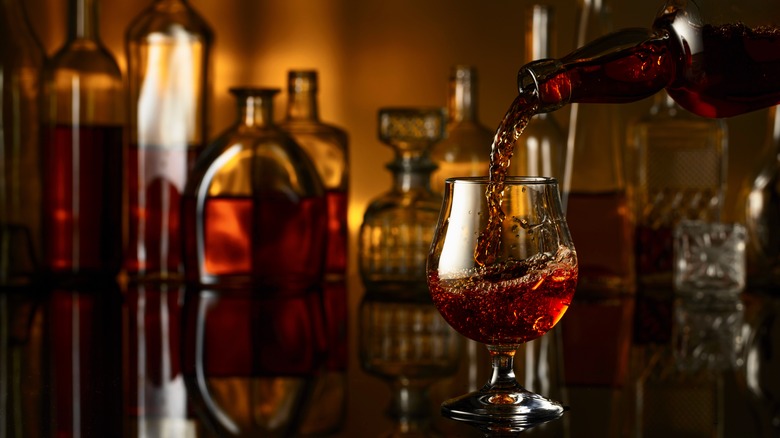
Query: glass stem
[[485, 345, 523, 393]]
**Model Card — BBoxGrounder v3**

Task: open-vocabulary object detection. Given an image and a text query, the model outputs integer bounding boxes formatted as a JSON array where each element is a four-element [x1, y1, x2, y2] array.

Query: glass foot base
[[441, 389, 566, 433]]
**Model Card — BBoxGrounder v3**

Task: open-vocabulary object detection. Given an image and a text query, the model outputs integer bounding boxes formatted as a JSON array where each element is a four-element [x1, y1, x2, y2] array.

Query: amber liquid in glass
[[126, 144, 200, 277], [42, 124, 123, 277]]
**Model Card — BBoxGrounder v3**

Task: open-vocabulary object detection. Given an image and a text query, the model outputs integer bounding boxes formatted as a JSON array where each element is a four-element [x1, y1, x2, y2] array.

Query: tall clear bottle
[[358, 108, 444, 294], [509, 5, 566, 185], [279, 70, 348, 436], [429, 66, 492, 195], [563, 0, 634, 297], [125, 0, 213, 280], [42, 0, 124, 281], [0, 0, 44, 287]]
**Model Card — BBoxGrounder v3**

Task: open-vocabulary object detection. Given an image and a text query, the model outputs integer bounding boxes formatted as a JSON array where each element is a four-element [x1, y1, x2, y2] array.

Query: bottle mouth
[[516, 59, 570, 114]]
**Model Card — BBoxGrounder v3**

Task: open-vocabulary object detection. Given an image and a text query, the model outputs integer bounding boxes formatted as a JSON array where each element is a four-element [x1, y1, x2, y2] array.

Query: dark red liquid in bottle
[[125, 144, 200, 278], [324, 189, 348, 277], [46, 285, 122, 436], [42, 124, 123, 278], [183, 194, 327, 291], [537, 18, 780, 118]]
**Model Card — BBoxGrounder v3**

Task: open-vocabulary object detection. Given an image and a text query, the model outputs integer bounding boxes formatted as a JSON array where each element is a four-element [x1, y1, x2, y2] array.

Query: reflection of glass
[[634, 296, 744, 437], [41, 0, 124, 279], [125, 0, 213, 280], [182, 288, 327, 437], [359, 108, 444, 294], [359, 291, 461, 437], [45, 283, 123, 436], [0, 0, 44, 286], [125, 282, 196, 436], [673, 220, 746, 299], [427, 177, 577, 433]]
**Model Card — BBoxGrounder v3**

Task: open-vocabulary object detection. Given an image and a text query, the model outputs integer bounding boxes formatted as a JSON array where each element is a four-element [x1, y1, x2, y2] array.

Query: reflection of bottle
[[42, 0, 124, 279], [509, 5, 565, 187], [125, 0, 213, 280], [181, 88, 328, 436], [125, 282, 197, 436], [429, 66, 492, 194], [0, 0, 44, 286], [358, 108, 444, 294], [563, 0, 635, 298], [629, 91, 727, 294], [45, 284, 123, 436], [742, 106, 780, 291]]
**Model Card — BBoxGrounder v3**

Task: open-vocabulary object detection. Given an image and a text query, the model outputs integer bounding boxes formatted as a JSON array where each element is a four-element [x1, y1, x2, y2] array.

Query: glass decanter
[[429, 66, 492, 195], [181, 87, 329, 437], [358, 107, 445, 294], [41, 0, 124, 280], [0, 0, 45, 287], [125, 0, 213, 280], [629, 91, 728, 294]]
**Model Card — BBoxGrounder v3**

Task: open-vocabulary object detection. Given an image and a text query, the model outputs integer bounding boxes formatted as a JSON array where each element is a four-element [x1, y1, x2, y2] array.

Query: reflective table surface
[[1, 275, 777, 437]]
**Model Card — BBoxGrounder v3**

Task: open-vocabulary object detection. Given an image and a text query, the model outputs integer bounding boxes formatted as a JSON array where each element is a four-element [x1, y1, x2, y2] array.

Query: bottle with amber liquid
[[42, 0, 124, 281], [279, 70, 348, 436], [429, 66, 492, 195], [125, 0, 213, 280], [182, 88, 328, 437], [0, 0, 45, 287]]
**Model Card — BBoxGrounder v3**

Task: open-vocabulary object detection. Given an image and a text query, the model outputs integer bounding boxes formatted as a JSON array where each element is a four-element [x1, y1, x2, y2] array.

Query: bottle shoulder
[[47, 41, 122, 79], [126, 3, 214, 42]]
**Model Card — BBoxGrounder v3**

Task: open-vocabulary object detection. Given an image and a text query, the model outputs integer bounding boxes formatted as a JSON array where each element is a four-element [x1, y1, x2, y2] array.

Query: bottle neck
[[388, 154, 436, 193], [286, 71, 320, 122], [237, 94, 274, 128], [68, 0, 100, 41], [526, 4, 555, 62], [448, 67, 478, 123], [286, 89, 319, 121]]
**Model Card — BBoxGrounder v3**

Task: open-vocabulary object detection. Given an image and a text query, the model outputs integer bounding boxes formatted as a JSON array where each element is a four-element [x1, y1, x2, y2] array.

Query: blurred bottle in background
[[125, 0, 213, 281], [742, 105, 780, 293], [509, 4, 566, 186], [358, 107, 444, 295], [564, 0, 634, 298], [429, 66, 492, 195], [0, 0, 45, 287], [280, 69, 349, 436], [41, 0, 124, 281]]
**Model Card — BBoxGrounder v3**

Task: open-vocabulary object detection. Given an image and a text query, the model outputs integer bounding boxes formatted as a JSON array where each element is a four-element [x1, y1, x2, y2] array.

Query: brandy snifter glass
[[426, 176, 577, 433]]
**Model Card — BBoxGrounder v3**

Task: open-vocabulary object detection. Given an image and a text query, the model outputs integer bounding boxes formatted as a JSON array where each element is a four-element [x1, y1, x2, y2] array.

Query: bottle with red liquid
[[181, 87, 328, 436], [41, 0, 124, 281], [125, 0, 213, 280], [279, 70, 349, 436], [516, 0, 780, 118]]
